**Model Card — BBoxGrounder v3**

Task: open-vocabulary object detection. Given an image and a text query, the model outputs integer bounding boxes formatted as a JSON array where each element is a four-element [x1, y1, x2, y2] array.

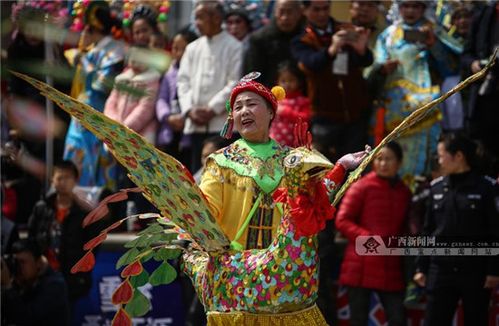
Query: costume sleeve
[[198, 158, 223, 223], [123, 79, 159, 132], [90, 60, 122, 95], [323, 163, 346, 200], [374, 30, 390, 64], [207, 42, 242, 114], [335, 179, 370, 242]]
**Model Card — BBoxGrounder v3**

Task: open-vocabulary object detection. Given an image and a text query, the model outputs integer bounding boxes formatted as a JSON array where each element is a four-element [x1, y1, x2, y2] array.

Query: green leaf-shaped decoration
[[137, 223, 164, 236], [130, 269, 150, 288], [140, 250, 155, 263], [116, 248, 140, 269], [124, 289, 150, 317], [124, 236, 141, 248], [144, 233, 163, 247], [157, 232, 178, 243], [153, 248, 181, 261], [149, 262, 177, 286]]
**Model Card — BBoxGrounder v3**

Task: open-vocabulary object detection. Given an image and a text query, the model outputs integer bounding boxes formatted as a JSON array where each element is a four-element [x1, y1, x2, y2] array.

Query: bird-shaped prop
[[11, 54, 495, 325]]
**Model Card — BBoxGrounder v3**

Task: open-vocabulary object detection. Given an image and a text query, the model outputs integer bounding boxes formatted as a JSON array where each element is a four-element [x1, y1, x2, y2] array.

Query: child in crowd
[[149, 31, 168, 51], [104, 45, 161, 144], [27, 160, 93, 304], [193, 136, 231, 183], [156, 29, 197, 162], [269, 61, 311, 147]]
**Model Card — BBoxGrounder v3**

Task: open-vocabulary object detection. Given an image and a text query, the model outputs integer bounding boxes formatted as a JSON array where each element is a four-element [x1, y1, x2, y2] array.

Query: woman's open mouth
[[241, 119, 254, 127]]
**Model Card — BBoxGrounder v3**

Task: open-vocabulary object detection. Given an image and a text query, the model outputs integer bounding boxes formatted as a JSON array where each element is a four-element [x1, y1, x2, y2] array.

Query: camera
[[344, 30, 359, 42], [403, 29, 427, 43]]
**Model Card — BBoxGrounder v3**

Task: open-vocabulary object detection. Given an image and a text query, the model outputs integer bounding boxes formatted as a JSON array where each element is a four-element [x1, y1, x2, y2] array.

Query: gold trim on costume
[[206, 304, 328, 326]]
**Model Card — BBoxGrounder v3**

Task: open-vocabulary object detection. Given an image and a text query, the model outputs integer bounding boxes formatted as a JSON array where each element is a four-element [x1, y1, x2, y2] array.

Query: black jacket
[[2, 266, 70, 326], [27, 193, 93, 300], [461, 2, 499, 118], [416, 172, 499, 286], [243, 19, 304, 87]]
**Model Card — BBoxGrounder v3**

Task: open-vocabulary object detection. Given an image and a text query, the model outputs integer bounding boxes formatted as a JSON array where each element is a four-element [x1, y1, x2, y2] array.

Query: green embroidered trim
[[211, 139, 289, 194]]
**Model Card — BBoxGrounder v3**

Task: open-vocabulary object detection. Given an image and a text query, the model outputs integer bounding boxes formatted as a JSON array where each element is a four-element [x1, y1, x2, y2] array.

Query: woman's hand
[[338, 145, 371, 170]]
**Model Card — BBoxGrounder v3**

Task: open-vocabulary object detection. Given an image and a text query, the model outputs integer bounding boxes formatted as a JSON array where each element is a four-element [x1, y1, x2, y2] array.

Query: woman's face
[[373, 147, 401, 178], [233, 91, 274, 143], [171, 35, 188, 62], [226, 14, 250, 41], [437, 142, 466, 175], [132, 18, 155, 46], [399, 2, 425, 25]]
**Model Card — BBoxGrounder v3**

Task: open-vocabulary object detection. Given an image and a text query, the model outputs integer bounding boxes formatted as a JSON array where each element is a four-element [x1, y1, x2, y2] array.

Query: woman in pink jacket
[[336, 141, 411, 326], [104, 45, 160, 144]]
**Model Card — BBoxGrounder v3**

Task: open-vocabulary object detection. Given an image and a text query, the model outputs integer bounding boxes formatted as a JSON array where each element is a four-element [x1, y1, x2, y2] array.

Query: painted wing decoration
[[12, 72, 230, 253]]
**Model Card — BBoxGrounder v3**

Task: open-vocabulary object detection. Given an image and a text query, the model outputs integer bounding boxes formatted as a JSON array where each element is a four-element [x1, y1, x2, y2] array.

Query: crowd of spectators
[[1, 1, 498, 325]]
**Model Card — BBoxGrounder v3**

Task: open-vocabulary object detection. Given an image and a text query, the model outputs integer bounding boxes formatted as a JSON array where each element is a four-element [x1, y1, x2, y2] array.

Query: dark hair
[[85, 1, 121, 35], [438, 132, 477, 167], [53, 160, 79, 179], [11, 239, 43, 259], [225, 9, 252, 29], [302, 0, 331, 8], [195, 0, 225, 18], [277, 60, 306, 93], [384, 141, 404, 162], [203, 135, 231, 150], [131, 4, 159, 33], [175, 27, 199, 44]]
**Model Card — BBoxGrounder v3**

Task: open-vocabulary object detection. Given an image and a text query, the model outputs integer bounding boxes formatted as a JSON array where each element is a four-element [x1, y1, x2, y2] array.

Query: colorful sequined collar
[[212, 138, 289, 194]]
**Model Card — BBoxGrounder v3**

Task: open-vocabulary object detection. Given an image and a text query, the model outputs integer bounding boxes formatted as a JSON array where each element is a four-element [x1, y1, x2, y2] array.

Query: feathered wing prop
[[332, 48, 497, 206], [10, 72, 230, 324], [10, 72, 229, 251]]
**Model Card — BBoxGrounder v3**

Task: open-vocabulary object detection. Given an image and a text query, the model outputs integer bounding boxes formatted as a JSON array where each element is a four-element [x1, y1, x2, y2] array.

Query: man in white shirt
[[177, 0, 242, 172]]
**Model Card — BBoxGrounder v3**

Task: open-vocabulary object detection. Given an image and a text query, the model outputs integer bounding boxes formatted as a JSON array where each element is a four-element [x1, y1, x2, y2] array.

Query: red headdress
[[221, 72, 285, 139]]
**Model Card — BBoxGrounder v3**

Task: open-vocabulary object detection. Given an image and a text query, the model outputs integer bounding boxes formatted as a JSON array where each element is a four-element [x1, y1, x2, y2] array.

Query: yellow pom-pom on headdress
[[271, 86, 286, 101]]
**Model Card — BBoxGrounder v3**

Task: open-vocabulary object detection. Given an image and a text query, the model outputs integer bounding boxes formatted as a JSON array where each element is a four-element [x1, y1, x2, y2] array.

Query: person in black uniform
[[413, 133, 499, 326]]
